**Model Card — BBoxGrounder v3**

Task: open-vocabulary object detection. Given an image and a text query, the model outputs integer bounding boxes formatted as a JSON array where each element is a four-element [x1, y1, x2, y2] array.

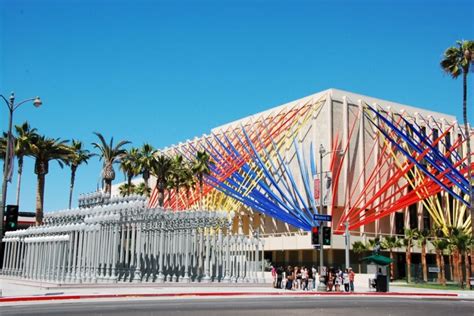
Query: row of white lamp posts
[[1, 195, 266, 284]]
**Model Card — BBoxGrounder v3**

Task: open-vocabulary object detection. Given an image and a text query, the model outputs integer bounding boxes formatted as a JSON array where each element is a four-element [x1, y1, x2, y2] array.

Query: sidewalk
[[1, 277, 472, 305]]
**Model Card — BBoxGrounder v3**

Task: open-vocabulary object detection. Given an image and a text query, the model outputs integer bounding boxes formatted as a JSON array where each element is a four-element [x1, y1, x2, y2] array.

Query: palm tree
[[441, 40, 474, 278], [381, 235, 402, 281], [182, 164, 196, 209], [432, 238, 449, 286], [403, 228, 417, 283], [92, 132, 130, 195], [66, 140, 93, 209], [151, 154, 172, 207], [352, 241, 368, 273], [192, 150, 214, 210], [170, 154, 185, 209], [28, 136, 72, 225], [138, 143, 155, 190], [134, 182, 151, 197], [415, 229, 430, 282], [119, 183, 136, 197], [448, 228, 473, 288], [120, 147, 140, 196], [13, 122, 38, 207]]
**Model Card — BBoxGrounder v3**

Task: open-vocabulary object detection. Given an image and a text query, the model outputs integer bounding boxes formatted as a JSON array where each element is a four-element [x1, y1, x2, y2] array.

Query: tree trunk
[[465, 252, 471, 288], [15, 156, 23, 207], [435, 249, 442, 285], [158, 180, 164, 207], [459, 252, 465, 288], [199, 176, 203, 210], [143, 171, 149, 190], [453, 250, 460, 284], [127, 173, 132, 195], [422, 243, 428, 282], [440, 253, 446, 286], [449, 254, 454, 282], [462, 71, 474, 282], [104, 179, 112, 195], [35, 173, 45, 225], [68, 166, 77, 209], [406, 243, 412, 283]]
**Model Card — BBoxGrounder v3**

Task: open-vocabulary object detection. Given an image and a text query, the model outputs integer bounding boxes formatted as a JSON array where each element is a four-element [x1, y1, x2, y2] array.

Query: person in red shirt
[[348, 267, 355, 292]]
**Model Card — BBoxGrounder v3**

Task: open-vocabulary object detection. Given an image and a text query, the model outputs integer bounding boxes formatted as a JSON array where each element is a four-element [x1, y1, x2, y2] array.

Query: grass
[[394, 282, 473, 291]]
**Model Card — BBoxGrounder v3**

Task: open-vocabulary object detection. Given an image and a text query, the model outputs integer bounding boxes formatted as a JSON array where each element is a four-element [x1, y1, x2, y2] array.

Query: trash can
[[376, 274, 388, 292]]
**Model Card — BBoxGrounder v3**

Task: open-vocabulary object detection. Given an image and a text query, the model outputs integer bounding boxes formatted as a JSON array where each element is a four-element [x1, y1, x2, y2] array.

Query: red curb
[[0, 291, 459, 303]]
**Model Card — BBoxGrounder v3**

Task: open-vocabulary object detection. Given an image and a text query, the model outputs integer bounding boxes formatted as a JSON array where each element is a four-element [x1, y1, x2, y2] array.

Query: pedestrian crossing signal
[[5, 205, 19, 232]]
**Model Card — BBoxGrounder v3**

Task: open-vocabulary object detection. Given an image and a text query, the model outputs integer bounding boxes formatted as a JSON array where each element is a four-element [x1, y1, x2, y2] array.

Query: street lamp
[[0, 92, 42, 242], [317, 144, 343, 291]]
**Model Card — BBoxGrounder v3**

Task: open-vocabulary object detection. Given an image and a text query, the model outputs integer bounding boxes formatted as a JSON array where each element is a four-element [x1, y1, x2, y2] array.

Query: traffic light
[[5, 205, 19, 232], [322, 226, 331, 245], [311, 226, 319, 246]]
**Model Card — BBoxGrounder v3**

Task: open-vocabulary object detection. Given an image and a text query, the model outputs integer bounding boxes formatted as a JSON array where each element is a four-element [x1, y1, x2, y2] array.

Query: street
[[2, 296, 473, 316]]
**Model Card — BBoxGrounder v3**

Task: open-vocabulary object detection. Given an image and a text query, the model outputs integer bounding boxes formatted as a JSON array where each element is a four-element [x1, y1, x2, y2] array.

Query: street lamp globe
[[33, 96, 42, 108]]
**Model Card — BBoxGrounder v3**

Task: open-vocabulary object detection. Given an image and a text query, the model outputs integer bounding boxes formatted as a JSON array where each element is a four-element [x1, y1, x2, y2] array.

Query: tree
[[415, 229, 430, 282], [151, 154, 172, 207], [441, 40, 474, 278], [192, 150, 214, 210], [120, 147, 140, 196], [448, 228, 473, 288], [13, 122, 38, 207], [352, 241, 368, 273], [170, 154, 186, 209], [182, 164, 195, 209], [92, 132, 130, 195], [403, 228, 417, 283], [432, 238, 449, 286], [119, 183, 136, 197], [66, 140, 93, 209], [138, 143, 155, 190], [134, 182, 151, 197], [381, 235, 402, 281], [28, 136, 71, 225]]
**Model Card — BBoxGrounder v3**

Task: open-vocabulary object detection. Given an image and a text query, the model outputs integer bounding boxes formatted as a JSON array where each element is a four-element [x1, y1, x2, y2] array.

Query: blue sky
[[0, 0, 473, 213]]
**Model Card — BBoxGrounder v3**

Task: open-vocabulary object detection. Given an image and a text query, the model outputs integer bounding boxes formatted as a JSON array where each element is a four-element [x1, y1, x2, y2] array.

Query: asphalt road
[[2, 297, 473, 316]]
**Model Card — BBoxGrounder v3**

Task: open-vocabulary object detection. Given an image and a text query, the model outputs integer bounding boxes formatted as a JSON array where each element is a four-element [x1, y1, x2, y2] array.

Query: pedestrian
[[335, 268, 342, 292], [302, 267, 309, 291], [311, 266, 317, 290], [271, 265, 276, 288], [348, 267, 355, 292], [327, 268, 334, 292], [295, 266, 302, 290], [308, 266, 314, 291], [285, 266, 293, 290], [276, 266, 283, 289], [343, 269, 350, 292]]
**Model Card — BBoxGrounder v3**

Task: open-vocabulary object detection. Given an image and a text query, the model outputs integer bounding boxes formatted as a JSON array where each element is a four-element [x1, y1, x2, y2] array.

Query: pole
[[345, 220, 350, 270], [1, 99, 14, 242], [317, 145, 326, 291]]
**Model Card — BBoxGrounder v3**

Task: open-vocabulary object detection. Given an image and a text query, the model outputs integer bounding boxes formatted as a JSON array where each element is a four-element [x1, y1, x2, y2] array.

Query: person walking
[[311, 266, 317, 290], [302, 267, 309, 291], [271, 265, 276, 288], [335, 268, 342, 292], [295, 266, 302, 290], [348, 267, 355, 292], [276, 266, 283, 289], [285, 266, 293, 290], [343, 269, 350, 292]]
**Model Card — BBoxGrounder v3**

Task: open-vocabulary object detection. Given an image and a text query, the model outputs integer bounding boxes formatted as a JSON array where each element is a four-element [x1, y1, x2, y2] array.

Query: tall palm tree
[[170, 154, 185, 209], [66, 140, 93, 209], [432, 238, 449, 286], [182, 164, 196, 209], [441, 40, 474, 277], [415, 229, 430, 282], [151, 154, 172, 207], [138, 143, 155, 190], [120, 147, 140, 196], [403, 228, 417, 283], [13, 122, 38, 207], [352, 241, 368, 273], [381, 235, 402, 281], [92, 132, 130, 195], [192, 150, 214, 210], [28, 136, 71, 225]]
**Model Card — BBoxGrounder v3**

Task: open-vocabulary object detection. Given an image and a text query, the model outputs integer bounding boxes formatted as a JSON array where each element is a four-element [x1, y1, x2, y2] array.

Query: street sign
[[313, 214, 332, 222]]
